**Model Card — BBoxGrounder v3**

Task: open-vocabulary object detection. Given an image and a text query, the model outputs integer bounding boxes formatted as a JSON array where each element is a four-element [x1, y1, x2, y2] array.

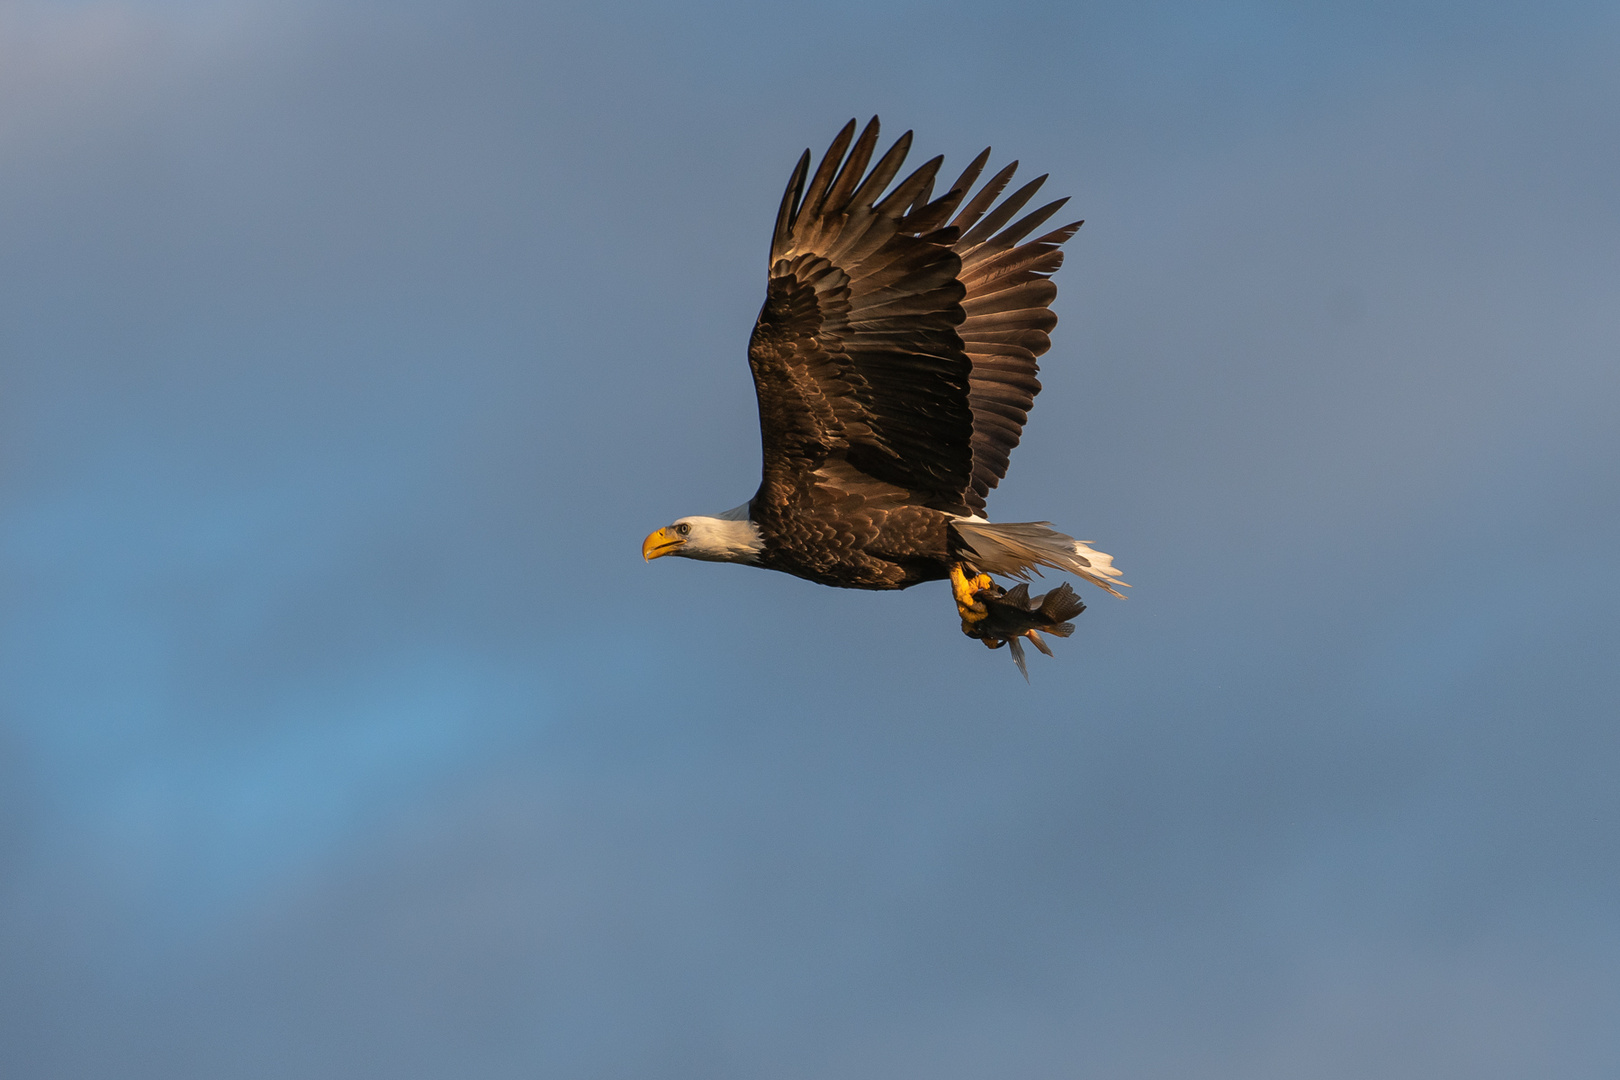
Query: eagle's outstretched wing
[[747, 117, 1079, 517]]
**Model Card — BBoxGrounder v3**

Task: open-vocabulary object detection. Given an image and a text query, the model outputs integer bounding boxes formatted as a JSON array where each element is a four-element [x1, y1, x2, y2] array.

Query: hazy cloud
[[1, 2, 1616, 1077]]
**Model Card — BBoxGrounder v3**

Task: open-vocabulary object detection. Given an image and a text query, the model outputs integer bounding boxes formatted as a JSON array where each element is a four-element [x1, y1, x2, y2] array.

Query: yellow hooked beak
[[642, 526, 684, 561]]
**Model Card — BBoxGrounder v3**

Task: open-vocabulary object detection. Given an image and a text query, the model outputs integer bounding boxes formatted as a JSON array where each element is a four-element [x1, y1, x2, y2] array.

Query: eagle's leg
[[949, 562, 996, 634]]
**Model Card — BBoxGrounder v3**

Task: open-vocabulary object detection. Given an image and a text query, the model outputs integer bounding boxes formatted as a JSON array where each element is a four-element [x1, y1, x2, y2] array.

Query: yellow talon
[[950, 563, 994, 628], [949, 563, 981, 610]]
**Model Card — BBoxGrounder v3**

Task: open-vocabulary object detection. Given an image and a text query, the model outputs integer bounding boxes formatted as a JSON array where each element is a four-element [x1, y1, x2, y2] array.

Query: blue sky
[[1, 2, 1617, 1077]]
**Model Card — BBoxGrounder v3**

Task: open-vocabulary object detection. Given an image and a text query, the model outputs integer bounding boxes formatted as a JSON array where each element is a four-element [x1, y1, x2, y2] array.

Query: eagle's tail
[[949, 518, 1129, 598]]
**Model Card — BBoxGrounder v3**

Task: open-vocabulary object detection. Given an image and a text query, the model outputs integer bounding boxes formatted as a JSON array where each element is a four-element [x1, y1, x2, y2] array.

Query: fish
[[958, 579, 1087, 680]]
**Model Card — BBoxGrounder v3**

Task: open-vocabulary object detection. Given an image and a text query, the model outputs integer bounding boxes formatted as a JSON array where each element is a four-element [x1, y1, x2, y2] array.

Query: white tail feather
[[950, 518, 1130, 598]]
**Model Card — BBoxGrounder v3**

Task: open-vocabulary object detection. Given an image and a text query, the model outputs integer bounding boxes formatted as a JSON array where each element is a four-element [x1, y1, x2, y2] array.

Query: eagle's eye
[[676, 523, 691, 536]]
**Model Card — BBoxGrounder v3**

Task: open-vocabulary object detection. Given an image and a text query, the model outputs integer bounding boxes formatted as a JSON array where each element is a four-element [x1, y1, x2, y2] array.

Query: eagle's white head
[[642, 504, 764, 565]]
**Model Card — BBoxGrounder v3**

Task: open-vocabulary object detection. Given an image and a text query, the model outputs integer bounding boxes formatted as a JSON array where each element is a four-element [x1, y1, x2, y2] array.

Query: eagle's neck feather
[[678, 507, 763, 564]]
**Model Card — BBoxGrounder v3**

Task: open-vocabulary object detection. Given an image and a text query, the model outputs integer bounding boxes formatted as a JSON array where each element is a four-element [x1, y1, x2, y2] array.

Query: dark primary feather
[[746, 117, 1081, 524], [957, 212, 1081, 513]]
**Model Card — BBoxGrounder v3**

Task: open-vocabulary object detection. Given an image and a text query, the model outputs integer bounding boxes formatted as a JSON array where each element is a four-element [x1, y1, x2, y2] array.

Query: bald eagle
[[643, 118, 1127, 671]]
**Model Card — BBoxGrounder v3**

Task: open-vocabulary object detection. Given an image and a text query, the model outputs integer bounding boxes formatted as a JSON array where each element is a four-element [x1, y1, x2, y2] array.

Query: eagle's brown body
[[748, 478, 951, 589]]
